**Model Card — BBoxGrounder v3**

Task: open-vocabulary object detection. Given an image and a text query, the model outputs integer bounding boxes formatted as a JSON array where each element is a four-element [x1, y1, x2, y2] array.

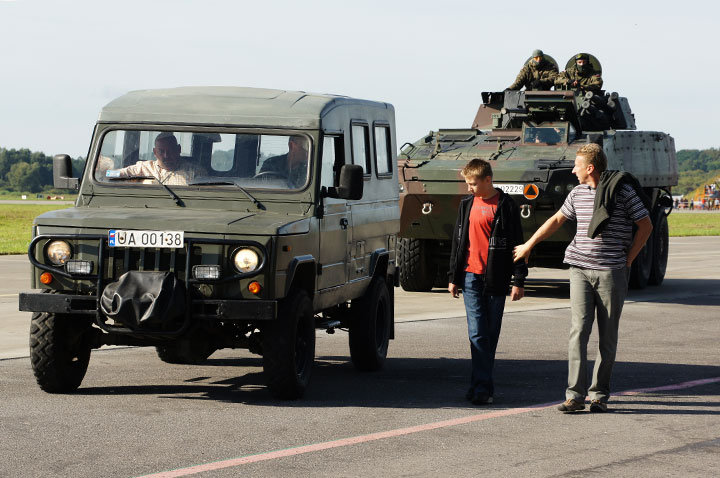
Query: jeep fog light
[[193, 265, 222, 280], [233, 248, 259, 273], [66, 260, 93, 275], [46, 240, 72, 265]]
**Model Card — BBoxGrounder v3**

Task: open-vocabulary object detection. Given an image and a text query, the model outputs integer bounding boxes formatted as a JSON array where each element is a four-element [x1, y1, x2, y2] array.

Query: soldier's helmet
[[532, 49, 544, 58], [525, 53, 558, 70], [565, 53, 602, 75]]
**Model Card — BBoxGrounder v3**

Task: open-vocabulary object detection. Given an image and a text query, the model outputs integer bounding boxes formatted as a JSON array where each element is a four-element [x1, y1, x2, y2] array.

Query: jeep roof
[[98, 86, 394, 128]]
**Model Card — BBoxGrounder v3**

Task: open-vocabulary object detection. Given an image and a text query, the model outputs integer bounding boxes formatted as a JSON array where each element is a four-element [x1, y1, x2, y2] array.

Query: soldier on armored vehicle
[[507, 49, 559, 91], [555, 53, 603, 92]]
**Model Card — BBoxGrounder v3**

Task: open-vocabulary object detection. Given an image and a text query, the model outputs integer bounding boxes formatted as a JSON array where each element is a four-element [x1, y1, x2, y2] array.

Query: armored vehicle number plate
[[108, 230, 184, 248], [493, 183, 524, 195]]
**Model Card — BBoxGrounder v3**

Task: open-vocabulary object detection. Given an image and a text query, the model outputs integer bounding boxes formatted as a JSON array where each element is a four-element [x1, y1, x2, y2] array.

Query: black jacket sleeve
[[508, 199, 528, 288], [447, 201, 465, 286]]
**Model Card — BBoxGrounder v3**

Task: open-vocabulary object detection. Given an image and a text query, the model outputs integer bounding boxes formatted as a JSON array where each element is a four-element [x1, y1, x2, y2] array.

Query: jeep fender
[[285, 255, 316, 299]]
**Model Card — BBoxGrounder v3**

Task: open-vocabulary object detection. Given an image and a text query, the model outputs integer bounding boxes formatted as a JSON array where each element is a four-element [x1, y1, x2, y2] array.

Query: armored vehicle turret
[[397, 59, 676, 291]]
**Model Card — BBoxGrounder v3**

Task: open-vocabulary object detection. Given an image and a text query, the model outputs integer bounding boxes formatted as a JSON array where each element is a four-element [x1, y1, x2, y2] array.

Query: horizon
[[1, 0, 717, 157]]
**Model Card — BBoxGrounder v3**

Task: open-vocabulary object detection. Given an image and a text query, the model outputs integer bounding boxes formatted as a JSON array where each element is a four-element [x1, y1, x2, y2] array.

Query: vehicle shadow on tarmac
[[74, 357, 720, 412], [513, 278, 720, 305]]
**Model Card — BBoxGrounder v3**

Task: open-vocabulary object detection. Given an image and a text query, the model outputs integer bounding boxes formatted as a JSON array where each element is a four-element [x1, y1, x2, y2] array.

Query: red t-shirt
[[465, 193, 499, 274]]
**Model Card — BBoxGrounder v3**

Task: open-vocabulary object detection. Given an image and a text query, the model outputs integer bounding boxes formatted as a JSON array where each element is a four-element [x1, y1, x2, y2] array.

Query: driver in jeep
[[108, 132, 205, 185]]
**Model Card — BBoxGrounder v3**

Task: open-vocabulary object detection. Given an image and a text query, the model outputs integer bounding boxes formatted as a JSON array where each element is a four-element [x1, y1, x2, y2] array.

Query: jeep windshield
[[95, 130, 310, 190]]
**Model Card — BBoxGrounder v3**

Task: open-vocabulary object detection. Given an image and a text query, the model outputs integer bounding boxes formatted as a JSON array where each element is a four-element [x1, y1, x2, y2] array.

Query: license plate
[[108, 230, 184, 248], [494, 183, 524, 195]]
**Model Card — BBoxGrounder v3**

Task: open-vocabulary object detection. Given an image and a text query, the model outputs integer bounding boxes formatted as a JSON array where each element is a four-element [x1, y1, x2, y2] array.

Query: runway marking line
[[137, 376, 720, 478]]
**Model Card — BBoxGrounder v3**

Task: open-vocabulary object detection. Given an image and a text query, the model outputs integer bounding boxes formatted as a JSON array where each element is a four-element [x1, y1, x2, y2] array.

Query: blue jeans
[[463, 272, 507, 397]]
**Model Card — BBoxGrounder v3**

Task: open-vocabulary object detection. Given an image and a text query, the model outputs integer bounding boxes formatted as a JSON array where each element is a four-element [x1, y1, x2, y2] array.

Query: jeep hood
[[33, 206, 310, 236]]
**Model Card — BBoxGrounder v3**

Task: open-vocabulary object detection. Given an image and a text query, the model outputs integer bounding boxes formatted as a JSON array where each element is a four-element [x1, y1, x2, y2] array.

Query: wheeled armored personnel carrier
[[19, 87, 400, 399], [397, 55, 677, 291]]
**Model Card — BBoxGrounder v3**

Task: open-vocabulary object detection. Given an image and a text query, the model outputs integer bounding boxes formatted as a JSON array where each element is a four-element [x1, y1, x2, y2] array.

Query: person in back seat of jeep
[[108, 132, 204, 186]]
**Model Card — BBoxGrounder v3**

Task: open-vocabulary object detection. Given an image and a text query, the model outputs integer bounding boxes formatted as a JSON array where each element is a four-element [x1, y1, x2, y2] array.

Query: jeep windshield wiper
[[189, 179, 265, 210], [109, 175, 184, 206]]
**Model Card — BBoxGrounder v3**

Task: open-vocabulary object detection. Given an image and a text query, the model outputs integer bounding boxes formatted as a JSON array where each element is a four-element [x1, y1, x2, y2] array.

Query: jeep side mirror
[[53, 154, 79, 190], [325, 164, 363, 200]]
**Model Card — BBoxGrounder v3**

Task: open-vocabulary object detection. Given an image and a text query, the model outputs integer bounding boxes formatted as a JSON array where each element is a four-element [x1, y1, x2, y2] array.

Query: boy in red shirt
[[448, 159, 527, 405]]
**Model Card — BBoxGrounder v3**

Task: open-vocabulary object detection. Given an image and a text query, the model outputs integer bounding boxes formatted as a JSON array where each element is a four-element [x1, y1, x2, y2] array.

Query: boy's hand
[[510, 286, 524, 301], [448, 283, 460, 298], [513, 243, 531, 263]]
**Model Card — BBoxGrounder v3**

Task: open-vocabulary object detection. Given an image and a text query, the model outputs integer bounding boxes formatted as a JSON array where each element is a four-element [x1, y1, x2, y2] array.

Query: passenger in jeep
[[258, 136, 309, 188], [109, 132, 205, 185]]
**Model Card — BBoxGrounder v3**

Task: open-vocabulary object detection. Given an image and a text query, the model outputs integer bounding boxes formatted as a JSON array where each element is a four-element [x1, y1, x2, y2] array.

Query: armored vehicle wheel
[[156, 339, 215, 365], [648, 209, 669, 286], [629, 231, 655, 289], [398, 238, 436, 292], [262, 289, 315, 399], [349, 277, 391, 371], [30, 313, 92, 393]]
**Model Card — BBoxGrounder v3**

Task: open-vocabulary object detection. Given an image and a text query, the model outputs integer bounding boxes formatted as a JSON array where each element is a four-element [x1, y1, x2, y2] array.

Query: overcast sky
[[0, 0, 717, 157]]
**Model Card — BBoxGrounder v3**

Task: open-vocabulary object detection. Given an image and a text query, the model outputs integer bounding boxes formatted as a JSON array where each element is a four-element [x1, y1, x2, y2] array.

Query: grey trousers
[[567, 266, 629, 402]]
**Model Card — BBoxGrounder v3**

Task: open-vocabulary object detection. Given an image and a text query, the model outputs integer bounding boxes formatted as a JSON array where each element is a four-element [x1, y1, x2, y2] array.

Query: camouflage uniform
[[508, 59, 558, 91], [555, 65, 603, 91], [259, 154, 308, 189]]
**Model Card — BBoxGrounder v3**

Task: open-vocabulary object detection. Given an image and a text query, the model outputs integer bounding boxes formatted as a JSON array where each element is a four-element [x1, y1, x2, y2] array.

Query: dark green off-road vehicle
[[19, 87, 400, 399]]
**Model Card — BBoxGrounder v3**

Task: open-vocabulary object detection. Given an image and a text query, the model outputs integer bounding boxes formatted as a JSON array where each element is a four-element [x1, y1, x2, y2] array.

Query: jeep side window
[[351, 124, 371, 174], [373, 124, 392, 176], [321, 135, 345, 188]]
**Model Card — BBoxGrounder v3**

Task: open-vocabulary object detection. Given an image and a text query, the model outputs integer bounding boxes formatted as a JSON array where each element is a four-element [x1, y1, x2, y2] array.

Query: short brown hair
[[576, 143, 607, 173], [461, 158, 493, 179]]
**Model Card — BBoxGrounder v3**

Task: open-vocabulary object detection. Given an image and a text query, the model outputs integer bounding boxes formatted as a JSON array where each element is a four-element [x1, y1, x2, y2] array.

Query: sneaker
[[557, 398, 585, 412], [589, 400, 608, 413], [471, 392, 494, 405]]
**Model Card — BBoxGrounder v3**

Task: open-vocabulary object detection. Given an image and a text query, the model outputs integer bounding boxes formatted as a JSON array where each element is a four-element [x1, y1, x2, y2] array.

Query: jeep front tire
[[262, 289, 315, 399], [30, 313, 92, 393]]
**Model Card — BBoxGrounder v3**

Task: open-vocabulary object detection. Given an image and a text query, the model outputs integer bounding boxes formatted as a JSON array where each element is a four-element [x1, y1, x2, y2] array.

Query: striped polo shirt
[[561, 183, 649, 270]]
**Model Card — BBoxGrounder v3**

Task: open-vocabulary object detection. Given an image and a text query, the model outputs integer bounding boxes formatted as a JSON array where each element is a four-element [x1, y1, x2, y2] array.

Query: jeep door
[[318, 135, 350, 289]]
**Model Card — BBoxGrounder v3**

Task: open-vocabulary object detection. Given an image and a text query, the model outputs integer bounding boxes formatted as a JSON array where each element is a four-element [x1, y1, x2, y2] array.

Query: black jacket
[[588, 170, 651, 239], [448, 189, 528, 295]]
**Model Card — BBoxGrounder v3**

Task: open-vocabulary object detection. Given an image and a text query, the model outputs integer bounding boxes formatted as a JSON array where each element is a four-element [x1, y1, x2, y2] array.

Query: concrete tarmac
[[1, 237, 719, 477]]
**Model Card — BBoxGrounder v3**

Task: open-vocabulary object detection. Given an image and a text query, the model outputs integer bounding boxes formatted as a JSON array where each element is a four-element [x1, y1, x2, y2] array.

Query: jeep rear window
[[95, 130, 310, 190]]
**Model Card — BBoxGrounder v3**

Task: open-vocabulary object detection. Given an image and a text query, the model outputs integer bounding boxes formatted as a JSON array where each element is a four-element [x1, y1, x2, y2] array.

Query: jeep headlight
[[233, 248, 259, 273], [46, 240, 72, 265]]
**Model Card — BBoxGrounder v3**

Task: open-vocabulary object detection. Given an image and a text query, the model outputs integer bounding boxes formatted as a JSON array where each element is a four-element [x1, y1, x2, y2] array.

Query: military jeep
[[19, 87, 400, 399]]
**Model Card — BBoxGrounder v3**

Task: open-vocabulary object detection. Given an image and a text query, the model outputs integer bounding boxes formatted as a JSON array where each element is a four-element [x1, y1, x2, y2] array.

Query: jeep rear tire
[[349, 277, 391, 371], [30, 313, 92, 393], [262, 289, 315, 399], [648, 209, 669, 286], [398, 238, 436, 292]]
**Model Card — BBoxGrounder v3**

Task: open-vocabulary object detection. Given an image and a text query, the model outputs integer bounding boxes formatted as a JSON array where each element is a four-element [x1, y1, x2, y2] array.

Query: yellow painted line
[[0, 293, 18, 297]]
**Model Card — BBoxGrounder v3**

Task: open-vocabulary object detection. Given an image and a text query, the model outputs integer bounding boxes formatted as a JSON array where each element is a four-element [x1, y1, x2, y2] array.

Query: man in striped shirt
[[513, 143, 653, 413]]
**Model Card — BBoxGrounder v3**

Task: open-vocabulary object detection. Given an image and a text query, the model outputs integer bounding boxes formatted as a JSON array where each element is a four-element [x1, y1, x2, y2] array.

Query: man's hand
[[510, 286, 524, 301], [513, 242, 532, 263], [448, 283, 460, 298]]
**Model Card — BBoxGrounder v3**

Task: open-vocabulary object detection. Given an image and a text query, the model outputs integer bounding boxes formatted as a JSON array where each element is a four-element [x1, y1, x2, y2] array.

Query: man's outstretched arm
[[513, 210, 567, 263]]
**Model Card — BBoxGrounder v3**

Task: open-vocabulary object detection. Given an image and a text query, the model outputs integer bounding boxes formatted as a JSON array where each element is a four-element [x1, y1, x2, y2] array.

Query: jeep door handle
[[340, 218, 349, 230]]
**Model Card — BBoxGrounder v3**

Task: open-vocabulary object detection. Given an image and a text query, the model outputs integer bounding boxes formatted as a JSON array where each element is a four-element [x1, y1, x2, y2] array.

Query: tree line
[[1, 145, 718, 194], [675, 148, 720, 195], [0, 148, 85, 193]]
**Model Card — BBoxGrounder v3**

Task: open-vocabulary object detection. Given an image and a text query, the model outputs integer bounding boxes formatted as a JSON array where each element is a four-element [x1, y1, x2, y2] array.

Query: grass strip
[[0, 204, 70, 254]]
